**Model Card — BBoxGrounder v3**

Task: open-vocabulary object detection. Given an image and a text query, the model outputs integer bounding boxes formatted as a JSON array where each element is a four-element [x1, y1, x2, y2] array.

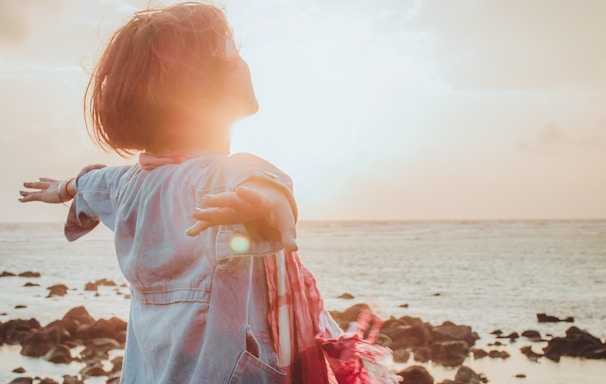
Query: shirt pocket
[[228, 350, 287, 384]]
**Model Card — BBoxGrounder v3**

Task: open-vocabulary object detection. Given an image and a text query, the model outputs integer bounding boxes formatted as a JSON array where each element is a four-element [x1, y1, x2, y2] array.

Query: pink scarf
[[265, 251, 402, 384]]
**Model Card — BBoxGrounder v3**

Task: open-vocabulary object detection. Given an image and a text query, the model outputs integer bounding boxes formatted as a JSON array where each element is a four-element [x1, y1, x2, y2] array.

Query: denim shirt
[[66, 153, 294, 384]]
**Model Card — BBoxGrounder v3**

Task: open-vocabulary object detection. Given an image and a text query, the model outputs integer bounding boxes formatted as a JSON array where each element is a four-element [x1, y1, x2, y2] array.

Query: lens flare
[[230, 234, 250, 253]]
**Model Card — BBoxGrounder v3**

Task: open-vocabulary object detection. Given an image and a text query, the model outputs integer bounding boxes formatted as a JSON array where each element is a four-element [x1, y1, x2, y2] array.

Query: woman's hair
[[85, 2, 238, 156]]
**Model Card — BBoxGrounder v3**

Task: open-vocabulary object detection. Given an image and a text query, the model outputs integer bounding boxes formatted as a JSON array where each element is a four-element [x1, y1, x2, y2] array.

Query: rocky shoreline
[[2, 272, 606, 384]]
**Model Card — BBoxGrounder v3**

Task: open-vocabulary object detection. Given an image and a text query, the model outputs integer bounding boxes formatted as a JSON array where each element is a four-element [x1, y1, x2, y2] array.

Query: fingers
[[22, 181, 51, 190], [192, 207, 237, 224], [185, 220, 210, 237], [18, 190, 38, 203], [187, 207, 237, 236], [234, 185, 266, 207], [202, 191, 241, 209]]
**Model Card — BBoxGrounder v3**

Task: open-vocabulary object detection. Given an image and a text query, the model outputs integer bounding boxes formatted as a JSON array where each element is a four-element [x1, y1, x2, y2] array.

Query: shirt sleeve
[[211, 153, 297, 261], [64, 164, 130, 242], [221, 152, 298, 221]]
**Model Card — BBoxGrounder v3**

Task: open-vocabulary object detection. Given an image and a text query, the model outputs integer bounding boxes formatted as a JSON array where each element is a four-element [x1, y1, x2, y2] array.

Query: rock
[[23, 282, 40, 287], [38, 378, 60, 384], [0, 318, 42, 344], [109, 356, 123, 374], [382, 323, 430, 349], [47, 284, 69, 297], [521, 330, 542, 341], [490, 329, 502, 336], [375, 333, 392, 347], [18, 271, 41, 278], [62, 375, 85, 384], [95, 278, 118, 287], [12, 367, 26, 373], [397, 365, 434, 384], [431, 324, 477, 347], [15, 305, 27, 309], [487, 349, 509, 359], [80, 338, 122, 361], [84, 282, 98, 291], [77, 317, 127, 344], [470, 347, 488, 359], [106, 372, 121, 384], [392, 348, 410, 363], [337, 292, 355, 299], [1, 270, 17, 277], [537, 313, 574, 323], [520, 345, 543, 361], [515, 373, 526, 378], [543, 326, 605, 361], [44, 344, 73, 364], [497, 332, 519, 341], [431, 340, 469, 366], [414, 346, 431, 363], [20, 320, 74, 359], [454, 365, 486, 384], [80, 361, 106, 378], [8, 377, 33, 384], [399, 303, 409, 308]]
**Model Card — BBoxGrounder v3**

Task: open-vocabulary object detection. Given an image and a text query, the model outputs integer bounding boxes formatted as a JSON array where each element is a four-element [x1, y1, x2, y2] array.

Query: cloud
[[411, 0, 606, 90], [517, 122, 605, 155], [0, 0, 61, 44]]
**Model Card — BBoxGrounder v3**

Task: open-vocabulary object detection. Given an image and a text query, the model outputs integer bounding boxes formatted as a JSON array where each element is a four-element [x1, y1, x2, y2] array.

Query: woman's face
[[223, 38, 259, 118]]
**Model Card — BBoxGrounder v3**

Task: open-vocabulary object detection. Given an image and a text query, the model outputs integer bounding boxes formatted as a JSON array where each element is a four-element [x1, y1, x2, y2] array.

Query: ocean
[[1, 220, 605, 383]]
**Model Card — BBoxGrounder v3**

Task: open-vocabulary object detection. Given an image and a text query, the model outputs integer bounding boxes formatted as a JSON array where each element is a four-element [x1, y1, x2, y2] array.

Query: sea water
[[1, 220, 605, 383]]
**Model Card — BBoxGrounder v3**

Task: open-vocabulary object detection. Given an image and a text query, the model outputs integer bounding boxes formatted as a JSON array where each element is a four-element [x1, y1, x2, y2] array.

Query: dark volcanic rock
[[520, 345, 543, 361], [431, 324, 477, 347], [382, 323, 430, 350], [543, 326, 606, 361], [77, 317, 127, 344], [392, 348, 410, 363], [1, 270, 17, 277], [44, 344, 73, 364], [38, 378, 59, 384], [470, 347, 488, 359], [521, 329, 542, 341], [537, 313, 574, 323], [0, 318, 42, 345], [18, 271, 41, 278], [454, 365, 487, 384], [80, 361, 107, 378], [414, 346, 431, 362], [47, 284, 69, 297], [397, 365, 434, 384], [62, 375, 85, 384], [431, 340, 470, 366], [8, 377, 33, 384]]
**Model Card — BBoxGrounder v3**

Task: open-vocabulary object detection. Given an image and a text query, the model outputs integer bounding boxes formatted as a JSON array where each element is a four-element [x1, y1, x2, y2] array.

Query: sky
[[1, 0, 605, 222]]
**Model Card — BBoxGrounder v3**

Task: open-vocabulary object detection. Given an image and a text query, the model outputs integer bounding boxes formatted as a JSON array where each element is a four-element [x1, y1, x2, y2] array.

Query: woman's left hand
[[187, 183, 298, 251]]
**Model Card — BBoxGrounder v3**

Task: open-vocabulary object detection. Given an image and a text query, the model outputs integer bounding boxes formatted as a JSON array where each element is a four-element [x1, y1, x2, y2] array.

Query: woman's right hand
[[20, 177, 68, 204]]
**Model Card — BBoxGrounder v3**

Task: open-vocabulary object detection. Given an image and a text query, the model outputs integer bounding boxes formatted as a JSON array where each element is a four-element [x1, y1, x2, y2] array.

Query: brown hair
[[85, 2, 238, 156]]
